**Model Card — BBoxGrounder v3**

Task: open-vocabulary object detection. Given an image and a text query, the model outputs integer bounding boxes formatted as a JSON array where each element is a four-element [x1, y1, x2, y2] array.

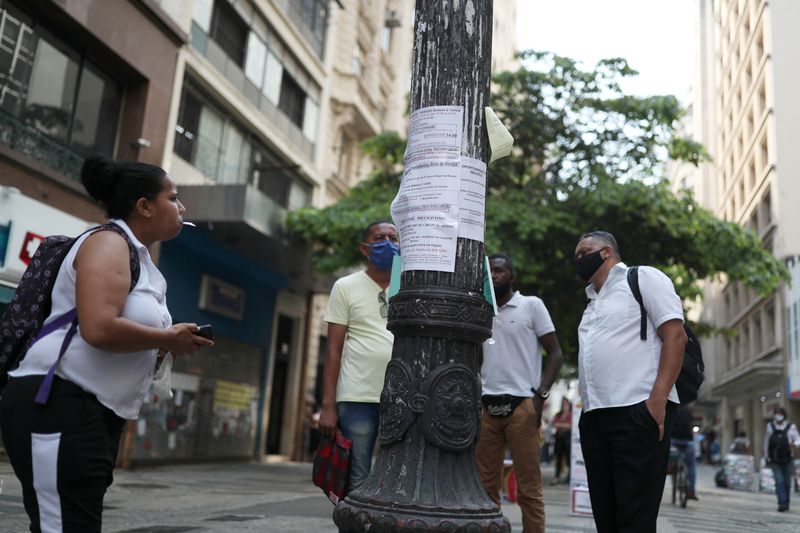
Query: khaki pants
[[476, 398, 544, 533]]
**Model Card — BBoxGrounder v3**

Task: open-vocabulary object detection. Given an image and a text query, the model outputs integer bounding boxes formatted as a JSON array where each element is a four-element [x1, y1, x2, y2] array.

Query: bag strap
[[626, 266, 647, 341], [33, 223, 141, 405], [34, 313, 78, 405]]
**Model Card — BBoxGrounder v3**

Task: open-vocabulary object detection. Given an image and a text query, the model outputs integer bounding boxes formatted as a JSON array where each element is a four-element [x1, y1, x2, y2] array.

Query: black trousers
[[554, 432, 571, 479], [579, 400, 675, 533], [0, 375, 125, 533]]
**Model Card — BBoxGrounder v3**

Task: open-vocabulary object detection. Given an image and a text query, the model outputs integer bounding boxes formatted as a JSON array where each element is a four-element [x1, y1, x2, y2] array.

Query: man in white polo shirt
[[319, 220, 399, 492], [476, 254, 563, 533], [574, 231, 687, 533]]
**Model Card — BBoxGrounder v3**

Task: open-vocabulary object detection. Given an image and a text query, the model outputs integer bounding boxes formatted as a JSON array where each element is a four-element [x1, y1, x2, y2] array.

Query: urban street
[[2, 460, 797, 532], [2, 0, 800, 532]]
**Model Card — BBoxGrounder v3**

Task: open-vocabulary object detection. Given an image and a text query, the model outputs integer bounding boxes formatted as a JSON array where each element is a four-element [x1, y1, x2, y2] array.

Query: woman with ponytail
[[0, 156, 214, 532]]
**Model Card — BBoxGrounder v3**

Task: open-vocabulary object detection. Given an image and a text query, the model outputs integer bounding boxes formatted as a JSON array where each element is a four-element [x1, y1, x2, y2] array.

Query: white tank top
[[10, 219, 172, 419]]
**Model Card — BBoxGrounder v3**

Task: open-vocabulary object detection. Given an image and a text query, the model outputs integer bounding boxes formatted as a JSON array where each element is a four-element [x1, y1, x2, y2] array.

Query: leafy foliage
[[286, 51, 787, 365]]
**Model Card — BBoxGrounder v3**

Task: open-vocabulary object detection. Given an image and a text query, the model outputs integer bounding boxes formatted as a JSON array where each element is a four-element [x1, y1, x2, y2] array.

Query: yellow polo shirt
[[325, 270, 394, 403]]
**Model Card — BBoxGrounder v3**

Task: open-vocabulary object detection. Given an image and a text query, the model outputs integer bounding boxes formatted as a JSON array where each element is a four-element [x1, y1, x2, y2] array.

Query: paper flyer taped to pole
[[485, 107, 513, 163], [391, 106, 464, 273]]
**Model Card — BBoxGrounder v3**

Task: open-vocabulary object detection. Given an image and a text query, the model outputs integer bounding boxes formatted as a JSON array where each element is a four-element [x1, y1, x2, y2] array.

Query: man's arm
[[646, 319, 687, 441], [533, 332, 563, 427], [318, 323, 347, 437]]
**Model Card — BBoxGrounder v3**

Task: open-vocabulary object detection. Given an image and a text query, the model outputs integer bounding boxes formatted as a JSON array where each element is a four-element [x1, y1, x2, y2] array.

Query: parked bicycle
[[669, 442, 690, 508]]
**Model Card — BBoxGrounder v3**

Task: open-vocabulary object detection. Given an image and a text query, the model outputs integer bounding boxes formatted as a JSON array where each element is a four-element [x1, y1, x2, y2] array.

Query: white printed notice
[[458, 157, 487, 242], [392, 106, 464, 272]]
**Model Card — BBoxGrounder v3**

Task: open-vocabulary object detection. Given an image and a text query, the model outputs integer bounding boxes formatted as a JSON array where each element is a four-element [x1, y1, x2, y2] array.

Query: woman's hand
[[161, 323, 214, 356]]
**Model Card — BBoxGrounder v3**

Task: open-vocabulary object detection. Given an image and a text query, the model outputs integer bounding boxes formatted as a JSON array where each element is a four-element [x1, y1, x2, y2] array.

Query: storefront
[[120, 225, 293, 464]]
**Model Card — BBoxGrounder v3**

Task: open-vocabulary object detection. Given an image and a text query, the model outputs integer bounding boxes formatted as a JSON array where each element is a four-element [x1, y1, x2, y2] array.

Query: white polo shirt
[[578, 262, 683, 413], [482, 291, 555, 397]]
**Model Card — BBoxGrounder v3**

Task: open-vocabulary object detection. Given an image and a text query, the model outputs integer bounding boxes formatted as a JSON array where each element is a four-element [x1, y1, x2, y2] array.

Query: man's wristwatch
[[536, 387, 550, 400]]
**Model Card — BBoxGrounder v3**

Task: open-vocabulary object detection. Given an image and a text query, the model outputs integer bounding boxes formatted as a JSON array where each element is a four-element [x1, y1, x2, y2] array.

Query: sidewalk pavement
[[1, 459, 798, 532]]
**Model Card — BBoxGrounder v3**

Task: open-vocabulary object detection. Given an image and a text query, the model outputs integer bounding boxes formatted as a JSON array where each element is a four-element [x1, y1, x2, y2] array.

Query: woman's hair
[[81, 155, 167, 219]]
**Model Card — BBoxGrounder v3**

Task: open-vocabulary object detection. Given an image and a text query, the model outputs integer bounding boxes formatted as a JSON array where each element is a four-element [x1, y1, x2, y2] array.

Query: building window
[[210, 0, 248, 67], [176, 81, 246, 183], [244, 32, 267, 88], [381, 26, 393, 53], [352, 43, 366, 76], [262, 50, 283, 106], [0, 2, 121, 168], [285, 0, 329, 58], [278, 72, 305, 128]]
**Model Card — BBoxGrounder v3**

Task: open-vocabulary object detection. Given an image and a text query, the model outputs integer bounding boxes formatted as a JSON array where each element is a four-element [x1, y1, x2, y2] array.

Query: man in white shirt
[[476, 254, 563, 533], [574, 231, 687, 533], [319, 220, 399, 492], [763, 406, 800, 512]]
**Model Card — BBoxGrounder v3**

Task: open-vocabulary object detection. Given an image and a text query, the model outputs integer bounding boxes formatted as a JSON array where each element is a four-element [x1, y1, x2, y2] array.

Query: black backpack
[[626, 266, 705, 404], [768, 422, 793, 464], [0, 224, 140, 392]]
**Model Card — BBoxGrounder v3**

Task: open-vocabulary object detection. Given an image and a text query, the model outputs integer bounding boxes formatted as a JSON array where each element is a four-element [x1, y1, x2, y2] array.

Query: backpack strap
[[93, 223, 141, 291], [626, 266, 648, 341]]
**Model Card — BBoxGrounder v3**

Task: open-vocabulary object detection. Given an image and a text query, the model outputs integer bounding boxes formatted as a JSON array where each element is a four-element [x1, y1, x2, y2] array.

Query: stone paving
[[1, 460, 799, 532]]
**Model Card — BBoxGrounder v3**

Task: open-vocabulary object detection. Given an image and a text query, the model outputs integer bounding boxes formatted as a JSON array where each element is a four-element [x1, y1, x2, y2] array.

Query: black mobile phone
[[196, 324, 214, 340]]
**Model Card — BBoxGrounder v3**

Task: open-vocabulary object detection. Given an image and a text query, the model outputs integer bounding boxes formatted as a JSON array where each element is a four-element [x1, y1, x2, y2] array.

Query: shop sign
[[198, 274, 246, 321], [0, 187, 91, 283]]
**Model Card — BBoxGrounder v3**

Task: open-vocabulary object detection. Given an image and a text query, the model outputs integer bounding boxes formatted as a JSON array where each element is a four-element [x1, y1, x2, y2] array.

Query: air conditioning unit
[[385, 9, 402, 28]]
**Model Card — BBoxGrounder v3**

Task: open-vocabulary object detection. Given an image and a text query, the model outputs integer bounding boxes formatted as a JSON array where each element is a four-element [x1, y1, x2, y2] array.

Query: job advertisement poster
[[391, 106, 464, 272], [458, 157, 487, 242]]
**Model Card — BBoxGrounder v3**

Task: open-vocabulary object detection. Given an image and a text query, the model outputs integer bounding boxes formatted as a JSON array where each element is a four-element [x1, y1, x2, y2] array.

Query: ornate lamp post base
[[334, 499, 510, 532]]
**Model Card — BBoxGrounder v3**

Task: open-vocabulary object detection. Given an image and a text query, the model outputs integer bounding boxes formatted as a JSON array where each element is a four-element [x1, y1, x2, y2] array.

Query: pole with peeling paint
[[333, 1, 509, 531]]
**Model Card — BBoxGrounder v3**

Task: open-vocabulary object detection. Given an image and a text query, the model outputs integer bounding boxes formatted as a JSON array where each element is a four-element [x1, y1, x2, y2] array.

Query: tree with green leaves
[[287, 51, 787, 365]]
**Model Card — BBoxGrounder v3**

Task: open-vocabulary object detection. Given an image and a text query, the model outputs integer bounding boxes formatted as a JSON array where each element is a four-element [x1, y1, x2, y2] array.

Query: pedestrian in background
[[730, 431, 751, 454], [0, 156, 213, 532], [574, 231, 687, 533], [318, 220, 399, 492], [764, 406, 800, 512], [551, 397, 572, 486], [476, 254, 563, 533]]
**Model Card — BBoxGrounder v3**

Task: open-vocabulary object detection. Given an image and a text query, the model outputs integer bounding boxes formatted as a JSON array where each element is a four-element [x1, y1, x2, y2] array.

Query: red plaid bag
[[312, 431, 352, 504]]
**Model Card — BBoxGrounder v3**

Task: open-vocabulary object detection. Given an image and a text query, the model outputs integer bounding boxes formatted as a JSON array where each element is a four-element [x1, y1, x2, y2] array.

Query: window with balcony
[[0, 1, 121, 177], [174, 79, 311, 210], [190, 0, 321, 154]]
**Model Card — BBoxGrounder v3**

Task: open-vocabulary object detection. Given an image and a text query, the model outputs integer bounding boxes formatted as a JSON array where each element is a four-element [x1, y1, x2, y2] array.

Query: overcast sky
[[516, 0, 696, 102]]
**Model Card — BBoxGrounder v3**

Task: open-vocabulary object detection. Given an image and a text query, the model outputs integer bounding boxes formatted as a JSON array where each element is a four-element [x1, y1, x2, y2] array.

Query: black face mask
[[575, 249, 605, 281]]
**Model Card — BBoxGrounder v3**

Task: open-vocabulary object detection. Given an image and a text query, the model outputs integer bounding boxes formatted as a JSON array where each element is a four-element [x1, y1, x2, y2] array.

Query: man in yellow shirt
[[319, 220, 399, 492]]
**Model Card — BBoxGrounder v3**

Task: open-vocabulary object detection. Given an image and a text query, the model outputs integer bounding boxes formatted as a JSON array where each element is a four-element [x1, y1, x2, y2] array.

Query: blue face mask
[[370, 240, 400, 270]]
